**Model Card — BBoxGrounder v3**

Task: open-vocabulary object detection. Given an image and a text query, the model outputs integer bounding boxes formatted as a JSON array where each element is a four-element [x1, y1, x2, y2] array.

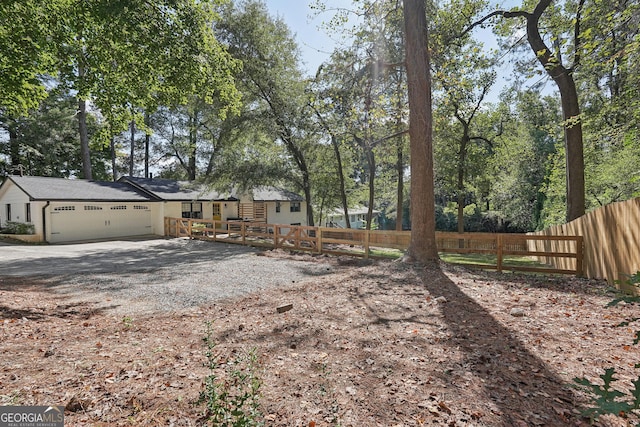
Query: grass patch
[[439, 252, 549, 269]]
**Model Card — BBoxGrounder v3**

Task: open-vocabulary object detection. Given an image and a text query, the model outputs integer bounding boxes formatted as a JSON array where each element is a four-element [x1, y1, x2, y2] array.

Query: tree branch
[[460, 9, 530, 39], [572, 0, 587, 70]]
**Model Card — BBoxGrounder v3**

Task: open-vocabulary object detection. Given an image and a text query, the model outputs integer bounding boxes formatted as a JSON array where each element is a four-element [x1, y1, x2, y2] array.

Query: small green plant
[[122, 316, 134, 329], [574, 272, 640, 424], [2, 221, 34, 235], [198, 321, 263, 427]]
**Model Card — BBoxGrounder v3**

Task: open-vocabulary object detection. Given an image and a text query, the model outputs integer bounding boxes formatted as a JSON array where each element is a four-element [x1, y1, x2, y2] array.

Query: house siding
[[0, 182, 46, 240], [267, 201, 307, 225]]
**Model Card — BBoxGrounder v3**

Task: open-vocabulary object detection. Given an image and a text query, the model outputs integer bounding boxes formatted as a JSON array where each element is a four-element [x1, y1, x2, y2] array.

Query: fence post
[[496, 234, 503, 272], [241, 222, 246, 245], [274, 225, 280, 249], [575, 235, 584, 277], [295, 227, 300, 250], [317, 227, 323, 255]]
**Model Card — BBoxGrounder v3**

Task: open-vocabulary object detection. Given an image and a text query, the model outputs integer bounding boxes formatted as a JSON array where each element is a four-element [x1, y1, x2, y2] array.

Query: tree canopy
[[2, 0, 639, 235]]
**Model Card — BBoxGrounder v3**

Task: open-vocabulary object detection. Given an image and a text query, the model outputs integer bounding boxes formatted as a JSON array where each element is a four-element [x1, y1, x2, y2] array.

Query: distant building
[[326, 206, 379, 229]]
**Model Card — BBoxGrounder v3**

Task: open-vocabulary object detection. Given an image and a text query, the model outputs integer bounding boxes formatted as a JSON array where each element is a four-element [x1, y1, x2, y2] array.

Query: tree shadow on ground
[[445, 263, 612, 297], [416, 264, 586, 426]]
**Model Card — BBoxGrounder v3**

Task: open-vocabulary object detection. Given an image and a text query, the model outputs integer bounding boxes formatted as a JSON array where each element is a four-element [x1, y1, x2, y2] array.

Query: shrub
[[1, 221, 35, 235]]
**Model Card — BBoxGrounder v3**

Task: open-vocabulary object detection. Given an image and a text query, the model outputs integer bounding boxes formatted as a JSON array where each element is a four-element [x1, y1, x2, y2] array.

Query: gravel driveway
[[0, 237, 336, 314]]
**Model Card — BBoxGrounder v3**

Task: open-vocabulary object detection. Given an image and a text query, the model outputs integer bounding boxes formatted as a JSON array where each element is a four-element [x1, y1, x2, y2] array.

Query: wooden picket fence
[[164, 217, 583, 276]]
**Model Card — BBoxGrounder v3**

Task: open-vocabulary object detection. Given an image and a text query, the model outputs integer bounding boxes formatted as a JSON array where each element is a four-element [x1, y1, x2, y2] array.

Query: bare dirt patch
[[1, 249, 638, 426]]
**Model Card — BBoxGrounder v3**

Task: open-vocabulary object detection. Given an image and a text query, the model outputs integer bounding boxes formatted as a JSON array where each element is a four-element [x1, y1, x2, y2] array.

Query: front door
[[212, 203, 222, 228]]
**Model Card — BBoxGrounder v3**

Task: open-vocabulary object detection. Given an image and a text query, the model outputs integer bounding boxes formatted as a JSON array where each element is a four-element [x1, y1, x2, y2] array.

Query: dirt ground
[[1, 249, 639, 426]]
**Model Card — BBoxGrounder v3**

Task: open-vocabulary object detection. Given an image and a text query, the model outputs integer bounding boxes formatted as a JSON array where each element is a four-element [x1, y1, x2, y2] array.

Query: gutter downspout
[[42, 201, 50, 243]]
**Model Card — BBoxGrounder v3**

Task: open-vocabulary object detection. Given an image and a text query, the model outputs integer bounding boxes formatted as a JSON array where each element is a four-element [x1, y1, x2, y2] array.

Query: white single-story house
[[0, 175, 307, 243], [326, 206, 380, 229], [119, 177, 307, 225]]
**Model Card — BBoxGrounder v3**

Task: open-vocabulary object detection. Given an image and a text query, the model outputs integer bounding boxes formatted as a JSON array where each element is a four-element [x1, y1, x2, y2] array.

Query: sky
[[264, 0, 513, 94], [263, 0, 347, 75], [262, 0, 552, 100]]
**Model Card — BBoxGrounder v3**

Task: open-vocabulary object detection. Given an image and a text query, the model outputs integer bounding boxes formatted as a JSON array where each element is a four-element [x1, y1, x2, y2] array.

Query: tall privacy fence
[[530, 197, 640, 292], [164, 217, 583, 276]]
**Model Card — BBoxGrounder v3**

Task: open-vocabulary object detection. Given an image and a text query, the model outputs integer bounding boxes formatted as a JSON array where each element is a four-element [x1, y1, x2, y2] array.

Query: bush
[[1, 221, 35, 235]]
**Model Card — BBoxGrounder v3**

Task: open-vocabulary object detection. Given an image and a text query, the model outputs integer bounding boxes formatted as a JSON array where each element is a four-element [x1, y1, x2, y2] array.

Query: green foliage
[[574, 368, 639, 420], [0, 1, 60, 116], [198, 321, 263, 427], [1, 221, 35, 235], [575, 272, 640, 423]]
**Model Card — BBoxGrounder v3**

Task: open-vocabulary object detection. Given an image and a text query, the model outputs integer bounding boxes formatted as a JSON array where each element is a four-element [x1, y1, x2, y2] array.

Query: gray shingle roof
[[120, 176, 237, 201], [251, 186, 304, 202], [6, 176, 153, 201]]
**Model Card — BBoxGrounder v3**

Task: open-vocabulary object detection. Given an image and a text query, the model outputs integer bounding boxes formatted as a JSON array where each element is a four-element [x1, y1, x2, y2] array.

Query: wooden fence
[[531, 197, 640, 292], [164, 217, 583, 276]]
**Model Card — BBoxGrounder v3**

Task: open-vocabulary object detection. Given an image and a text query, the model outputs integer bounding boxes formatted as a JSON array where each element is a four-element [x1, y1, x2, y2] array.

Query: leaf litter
[[1, 249, 638, 426]]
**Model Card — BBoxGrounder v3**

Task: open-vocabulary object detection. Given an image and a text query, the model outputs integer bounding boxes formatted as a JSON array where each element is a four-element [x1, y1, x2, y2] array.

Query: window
[[275, 202, 281, 213], [182, 202, 203, 219], [212, 203, 221, 217], [110, 205, 127, 210], [133, 205, 149, 210], [25, 203, 31, 222], [6, 204, 11, 221], [54, 206, 75, 211], [84, 205, 103, 211], [290, 202, 301, 212]]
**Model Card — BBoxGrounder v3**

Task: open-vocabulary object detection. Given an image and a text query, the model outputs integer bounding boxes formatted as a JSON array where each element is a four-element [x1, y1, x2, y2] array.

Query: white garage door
[[49, 203, 152, 243]]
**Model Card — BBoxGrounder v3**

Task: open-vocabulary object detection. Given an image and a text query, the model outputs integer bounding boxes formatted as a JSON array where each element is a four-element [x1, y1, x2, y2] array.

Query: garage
[[48, 202, 153, 243], [0, 176, 157, 243]]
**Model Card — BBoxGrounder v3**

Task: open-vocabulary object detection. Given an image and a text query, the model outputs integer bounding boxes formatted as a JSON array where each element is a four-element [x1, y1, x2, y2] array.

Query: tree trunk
[[8, 123, 19, 168], [403, 0, 439, 262], [366, 148, 375, 230], [188, 110, 198, 181], [526, 0, 585, 221], [129, 118, 135, 177], [331, 135, 351, 229], [110, 135, 117, 181], [144, 111, 150, 178], [457, 130, 469, 235], [395, 68, 406, 232], [78, 97, 92, 180], [395, 132, 404, 231]]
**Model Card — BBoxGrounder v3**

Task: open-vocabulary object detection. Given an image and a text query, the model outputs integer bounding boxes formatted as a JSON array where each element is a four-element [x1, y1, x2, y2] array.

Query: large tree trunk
[[78, 97, 92, 180], [403, 0, 438, 262], [526, 0, 585, 221]]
